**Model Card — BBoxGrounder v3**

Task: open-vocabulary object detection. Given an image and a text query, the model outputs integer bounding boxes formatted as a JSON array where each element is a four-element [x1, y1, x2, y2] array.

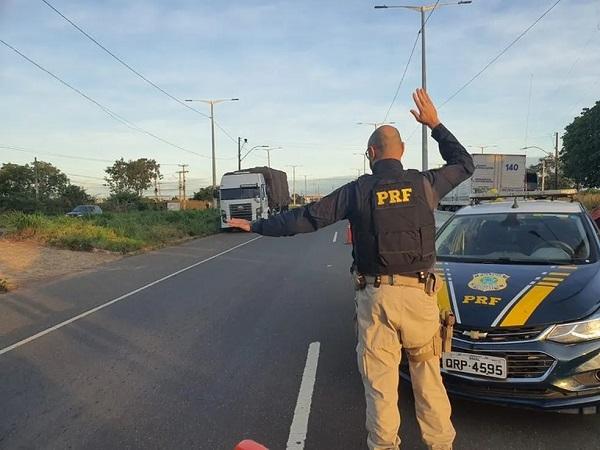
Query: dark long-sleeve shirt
[[251, 123, 474, 236]]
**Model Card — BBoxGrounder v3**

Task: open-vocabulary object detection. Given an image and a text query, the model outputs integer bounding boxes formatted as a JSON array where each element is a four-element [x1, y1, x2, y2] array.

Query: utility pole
[[303, 175, 308, 199], [177, 164, 189, 209], [287, 165, 301, 206], [375, 1, 472, 171], [238, 137, 247, 171], [33, 157, 39, 204], [554, 132, 559, 189], [185, 98, 239, 187]]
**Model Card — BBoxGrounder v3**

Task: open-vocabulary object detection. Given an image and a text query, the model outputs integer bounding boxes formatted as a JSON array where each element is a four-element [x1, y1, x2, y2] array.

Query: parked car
[[402, 195, 600, 413], [66, 205, 103, 217]]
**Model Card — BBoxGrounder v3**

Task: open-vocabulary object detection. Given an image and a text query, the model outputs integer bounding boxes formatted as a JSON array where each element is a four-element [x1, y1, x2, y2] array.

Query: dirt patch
[[0, 239, 121, 292]]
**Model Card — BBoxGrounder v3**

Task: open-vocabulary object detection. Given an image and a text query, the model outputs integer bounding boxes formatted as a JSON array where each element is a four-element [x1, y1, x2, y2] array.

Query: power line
[[39, 0, 239, 145], [382, 0, 440, 123], [383, 33, 420, 123], [441, 0, 564, 107], [0, 39, 218, 160], [1, 144, 187, 166]]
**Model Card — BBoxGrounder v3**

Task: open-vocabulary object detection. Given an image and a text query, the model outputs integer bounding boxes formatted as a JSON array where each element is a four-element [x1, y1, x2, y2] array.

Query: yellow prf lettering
[[402, 188, 412, 202], [376, 191, 389, 205], [488, 297, 501, 306], [463, 295, 502, 306], [389, 190, 402, 204]]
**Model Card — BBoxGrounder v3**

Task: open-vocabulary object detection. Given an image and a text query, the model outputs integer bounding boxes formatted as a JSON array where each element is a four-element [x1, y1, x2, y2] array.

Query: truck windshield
[[436, 213, 595, 264], [220, 187, 260, 200]]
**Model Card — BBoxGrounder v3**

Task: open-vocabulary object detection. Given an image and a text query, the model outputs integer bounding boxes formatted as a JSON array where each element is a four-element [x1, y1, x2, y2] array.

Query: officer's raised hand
[[410, 88, 441, 130], [228, 218, 251, 231]]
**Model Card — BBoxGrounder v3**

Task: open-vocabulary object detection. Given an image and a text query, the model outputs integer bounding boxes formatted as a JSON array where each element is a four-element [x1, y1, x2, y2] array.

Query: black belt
[[363, 272, 429, 288]]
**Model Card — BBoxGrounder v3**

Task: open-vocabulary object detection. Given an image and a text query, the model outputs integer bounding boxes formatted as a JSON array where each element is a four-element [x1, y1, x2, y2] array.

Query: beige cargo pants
[[355, 276, 455, 450]]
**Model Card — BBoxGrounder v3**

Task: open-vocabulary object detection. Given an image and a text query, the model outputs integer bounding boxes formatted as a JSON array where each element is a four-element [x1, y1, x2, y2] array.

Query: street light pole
[[521, 145, 556, 191], [375, 1, 472, 171], [185, 98, 239, 187], [357, 121, 396, 130], [287, 165, 301, 206], [468, 144, 498, 154], [353, 152, 368, 174], [420, 6, 427, 172]]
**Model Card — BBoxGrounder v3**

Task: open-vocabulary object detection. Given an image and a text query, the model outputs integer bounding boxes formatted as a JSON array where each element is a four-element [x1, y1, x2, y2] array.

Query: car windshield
[[436, 212, 595, 264], [72, 205, 91, 212], [220, 187, 260, 200]]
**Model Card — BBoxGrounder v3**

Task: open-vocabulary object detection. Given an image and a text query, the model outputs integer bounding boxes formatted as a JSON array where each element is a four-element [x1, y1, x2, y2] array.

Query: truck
[[218, 167, 290, 229], [439, 153, 527, 210]]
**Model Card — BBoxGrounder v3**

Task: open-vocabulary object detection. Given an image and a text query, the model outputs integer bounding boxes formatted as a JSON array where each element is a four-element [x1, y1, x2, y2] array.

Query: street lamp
[[468, 144, 498, 154], [357, 121, 396, 129], [521, 145, 556, 191], [240, 144, 268, 169], [256, 146, 282, 168], [184, 98, 239, 187], [375, 1, 472, 171]]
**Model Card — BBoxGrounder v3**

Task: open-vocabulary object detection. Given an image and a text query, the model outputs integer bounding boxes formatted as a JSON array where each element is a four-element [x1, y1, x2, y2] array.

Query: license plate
[[442, 351, 507, 379]]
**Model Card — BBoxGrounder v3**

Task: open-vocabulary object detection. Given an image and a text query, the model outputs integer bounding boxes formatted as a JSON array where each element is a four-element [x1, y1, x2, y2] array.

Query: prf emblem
[[376, 188, 412, 206], [468, 273, 509, 292]]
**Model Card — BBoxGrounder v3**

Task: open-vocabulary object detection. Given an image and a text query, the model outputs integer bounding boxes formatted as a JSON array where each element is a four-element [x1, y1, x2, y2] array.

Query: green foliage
[[562, 101, 600, 188], [0, 209, 220, 253], [104, 158, 161, 197], [0, 160, 93, 213], [193, 186, 218, 201]]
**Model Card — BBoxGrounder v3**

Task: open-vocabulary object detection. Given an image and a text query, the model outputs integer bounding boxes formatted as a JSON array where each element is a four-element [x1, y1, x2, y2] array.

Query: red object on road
[[345, 223, 353, 244], [234, 440, 269, 450]]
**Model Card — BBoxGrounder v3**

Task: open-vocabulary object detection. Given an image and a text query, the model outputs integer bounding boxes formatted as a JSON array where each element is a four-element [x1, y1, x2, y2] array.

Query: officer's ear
[[399, 141, 405, 159]]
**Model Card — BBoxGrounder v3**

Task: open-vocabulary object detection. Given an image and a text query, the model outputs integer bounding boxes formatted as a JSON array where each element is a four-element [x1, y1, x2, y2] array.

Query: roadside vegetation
[[577, 191, 600, 211], [0, 209, 220, 253]]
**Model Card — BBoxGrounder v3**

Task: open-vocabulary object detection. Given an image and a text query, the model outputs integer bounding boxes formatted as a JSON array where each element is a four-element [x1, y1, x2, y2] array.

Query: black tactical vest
[[350, 167, 436, 275]]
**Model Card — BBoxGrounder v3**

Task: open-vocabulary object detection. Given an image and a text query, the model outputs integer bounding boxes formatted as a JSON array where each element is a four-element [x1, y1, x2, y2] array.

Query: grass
[[577, 192, 600, 211], [0, 209, 221, 253]]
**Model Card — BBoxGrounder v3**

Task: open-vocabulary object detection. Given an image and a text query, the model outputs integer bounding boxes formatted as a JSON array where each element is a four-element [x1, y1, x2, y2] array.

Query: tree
[[61, 184, 94, 209], [561, 101, 600, 188], [193, 186, 218, 201], [33, 160, 69, 200], [0, 160, 79, 212], [105, 158, 161, 197]]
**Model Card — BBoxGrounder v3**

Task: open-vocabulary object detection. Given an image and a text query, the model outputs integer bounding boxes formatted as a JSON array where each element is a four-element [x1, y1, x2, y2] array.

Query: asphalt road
[[1, 223, 599, 450]]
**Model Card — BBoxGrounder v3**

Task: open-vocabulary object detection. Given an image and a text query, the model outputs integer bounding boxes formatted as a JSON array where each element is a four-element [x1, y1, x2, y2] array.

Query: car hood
[[435, 261, 600, 328]]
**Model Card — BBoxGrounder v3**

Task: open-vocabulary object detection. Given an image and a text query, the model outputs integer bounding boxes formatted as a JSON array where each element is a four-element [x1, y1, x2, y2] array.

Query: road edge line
[[0, 236, 262, 357], [286, 341, 321, 450]]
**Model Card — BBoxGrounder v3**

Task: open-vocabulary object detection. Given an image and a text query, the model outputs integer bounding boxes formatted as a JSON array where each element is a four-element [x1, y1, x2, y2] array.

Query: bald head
[[367, 125, 405, 163]]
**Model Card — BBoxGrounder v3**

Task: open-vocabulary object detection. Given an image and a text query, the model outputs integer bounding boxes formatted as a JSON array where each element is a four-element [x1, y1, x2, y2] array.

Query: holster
[[440, 310, 456, 353], [352, 273, 367, 291]]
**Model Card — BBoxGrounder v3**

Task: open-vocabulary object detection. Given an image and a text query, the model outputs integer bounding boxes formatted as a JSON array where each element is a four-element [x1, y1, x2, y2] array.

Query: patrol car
[[428, 191, 600, 413]]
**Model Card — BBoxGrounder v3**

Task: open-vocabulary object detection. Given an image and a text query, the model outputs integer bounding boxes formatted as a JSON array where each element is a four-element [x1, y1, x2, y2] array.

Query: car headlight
[[546, 318, 600, 344]]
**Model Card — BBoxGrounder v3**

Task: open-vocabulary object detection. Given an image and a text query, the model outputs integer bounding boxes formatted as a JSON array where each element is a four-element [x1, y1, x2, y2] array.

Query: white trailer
[[440, 154, 526, 209]]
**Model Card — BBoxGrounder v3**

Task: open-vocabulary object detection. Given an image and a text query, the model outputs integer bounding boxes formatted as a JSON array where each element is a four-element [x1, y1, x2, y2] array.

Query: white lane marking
[[332, 231, 338, 243], [0, 236, 263, 357], [286, 342, 321, 450]]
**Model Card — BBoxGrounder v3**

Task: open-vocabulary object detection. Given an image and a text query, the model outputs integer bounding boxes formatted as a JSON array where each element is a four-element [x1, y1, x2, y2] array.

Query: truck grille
[[454, 324, 547, 343], [229, 203, 252, 221]]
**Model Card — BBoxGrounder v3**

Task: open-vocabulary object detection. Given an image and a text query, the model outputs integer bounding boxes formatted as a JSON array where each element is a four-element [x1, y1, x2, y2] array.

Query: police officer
[[228, 89, 474, 450]]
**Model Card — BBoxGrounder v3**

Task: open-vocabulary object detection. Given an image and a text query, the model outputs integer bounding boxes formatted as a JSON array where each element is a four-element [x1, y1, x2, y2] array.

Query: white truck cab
[[219, 172, 269, 229]]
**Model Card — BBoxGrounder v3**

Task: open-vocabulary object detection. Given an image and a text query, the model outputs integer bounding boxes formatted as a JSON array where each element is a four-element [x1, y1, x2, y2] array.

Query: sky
[[1, 0, 599, 197]]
